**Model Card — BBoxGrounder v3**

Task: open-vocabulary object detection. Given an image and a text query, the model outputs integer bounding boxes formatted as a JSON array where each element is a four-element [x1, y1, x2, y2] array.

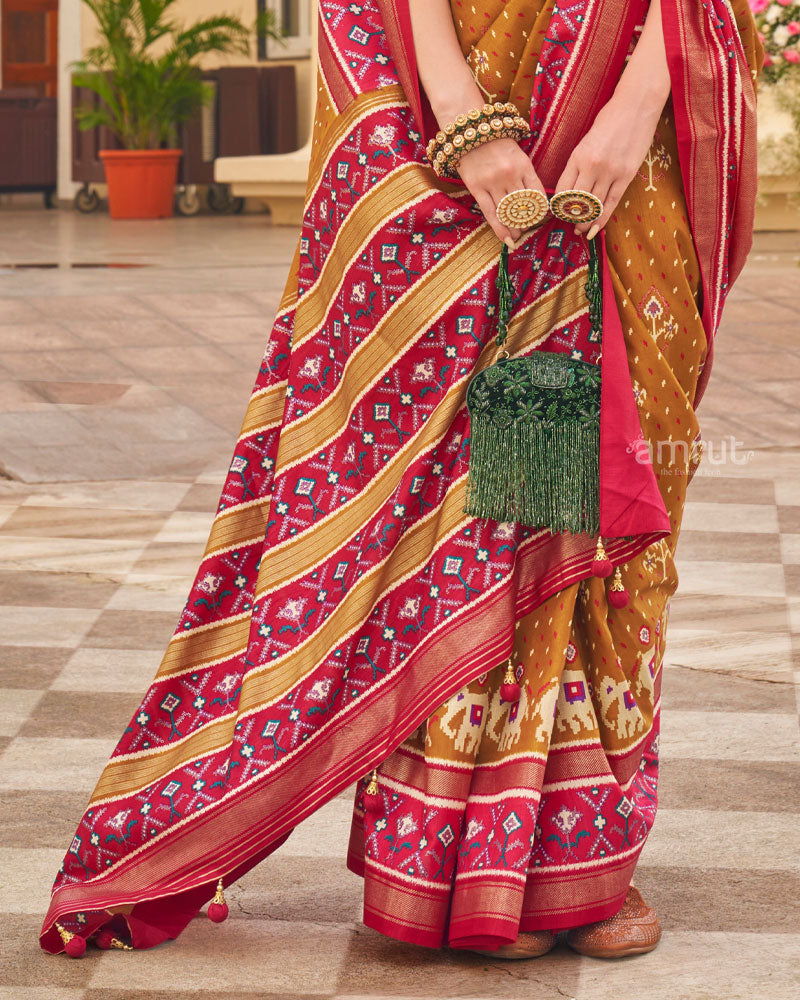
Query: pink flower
[[785, 48, 800, 61], [763, 52, 774, 65], [788, 20, 800, 34], [778, 0, 794, 6], [749, 0, 770, 11]]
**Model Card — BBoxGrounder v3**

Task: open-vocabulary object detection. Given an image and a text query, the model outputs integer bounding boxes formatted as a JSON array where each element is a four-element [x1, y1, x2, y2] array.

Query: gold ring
[[496, 188, 549, 229], [549, 189, 603, 224]]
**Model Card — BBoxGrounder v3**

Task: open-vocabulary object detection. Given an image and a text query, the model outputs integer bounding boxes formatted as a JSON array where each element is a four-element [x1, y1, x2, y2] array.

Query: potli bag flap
[[464, 241, 602, 534]]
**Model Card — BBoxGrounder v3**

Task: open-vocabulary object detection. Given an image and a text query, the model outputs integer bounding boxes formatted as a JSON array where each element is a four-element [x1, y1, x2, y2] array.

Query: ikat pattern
[[41, 0, 762, 956]]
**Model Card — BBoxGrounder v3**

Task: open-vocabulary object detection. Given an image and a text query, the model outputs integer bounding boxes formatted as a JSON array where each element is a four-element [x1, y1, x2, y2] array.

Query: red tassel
[[207, 878, 229, 923], [95, 929, 115, 950], [56, 922, 86, 958], [364, 770, 382, 815], [609, 566, 629, 609], [500, 661, 521, 703], [591, 537, 613, 578], [95, 928, 132, 950]]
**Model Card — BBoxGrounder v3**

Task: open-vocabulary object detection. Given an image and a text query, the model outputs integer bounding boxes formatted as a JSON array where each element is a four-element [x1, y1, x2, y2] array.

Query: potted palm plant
[[74, 0, 281, 219]]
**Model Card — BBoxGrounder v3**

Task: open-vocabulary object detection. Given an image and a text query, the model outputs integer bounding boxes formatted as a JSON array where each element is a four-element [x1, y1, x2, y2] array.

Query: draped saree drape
[[40, 0, 762, 955]]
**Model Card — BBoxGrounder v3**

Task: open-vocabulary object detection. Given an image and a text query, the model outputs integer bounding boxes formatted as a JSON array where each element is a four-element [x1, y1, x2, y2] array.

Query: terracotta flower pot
[[99, 149, 182, 220]]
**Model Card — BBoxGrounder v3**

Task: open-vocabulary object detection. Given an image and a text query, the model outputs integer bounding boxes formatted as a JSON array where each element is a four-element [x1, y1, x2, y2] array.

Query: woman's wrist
[[427, 79, 487, 131], [607, 69, 669, 127]]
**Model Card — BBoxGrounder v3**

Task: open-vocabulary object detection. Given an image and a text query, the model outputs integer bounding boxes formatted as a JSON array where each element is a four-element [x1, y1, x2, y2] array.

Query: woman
[[41, 0, 762, 961]]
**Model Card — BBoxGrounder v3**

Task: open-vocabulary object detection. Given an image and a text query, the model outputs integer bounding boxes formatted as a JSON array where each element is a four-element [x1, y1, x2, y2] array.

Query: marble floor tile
[[106, 344, 241, 387], [681, 501, 779, 534], [662, 662, 796, 713], [0, 323, 85, 353], [129, 541, 212, 579], [277, 797, 356, 859], [634, 867, 800, 934], [103, 576, 192, 613], [667, 595, 789, 633], [182, 315, 269, 344], [778, 506, 800, 533], [0, 847, 73, 914], [81, 609, 178, 650], [22, 295, 157, 322], [658, 758, 800, 813], [136, 292, 264, 320], [19, 690, 139, 739], [0, 736, 117, 791], [674, 559, 785, 597], [0, 537, 145, 577], [152, 511, 215, 545], [1, 789, 95, 848], [85, 993, 314, 1000], [0, 990, 86, 1000], [640, 809, 800, 870], [84, 919, 354, 995], [17, 481, 193, 512], [0, 506, 170, 540], [782, 533, 800, 565], [675, 528, 781, 564], [230, 855, 363, 926], [0, 688, 43, 737], [0, 606, 101, 649], [0, 913, 101, 991], [0, 375, 78, 413], [0, 571, 122, 610], [0, 645, 73, 689], [569, 932, 800, 1000], [333, 926, 580, 1000], [63, 316, 201, 349], [52, 648, 161, 693], [660, 627, 792, 674], [0, 348, 137, 384], [688, 475, 776, 504], [0, 297, 47, 324], [176, 483, 223, 513], [660, 710, 799, 761]]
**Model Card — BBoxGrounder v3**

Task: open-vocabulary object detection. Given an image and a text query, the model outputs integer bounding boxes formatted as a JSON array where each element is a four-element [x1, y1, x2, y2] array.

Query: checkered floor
[[0, 211, 798, 999]]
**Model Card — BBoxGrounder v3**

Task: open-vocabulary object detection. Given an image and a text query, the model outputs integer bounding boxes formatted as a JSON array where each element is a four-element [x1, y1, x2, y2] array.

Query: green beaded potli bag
[[463, 241, 603, 534]]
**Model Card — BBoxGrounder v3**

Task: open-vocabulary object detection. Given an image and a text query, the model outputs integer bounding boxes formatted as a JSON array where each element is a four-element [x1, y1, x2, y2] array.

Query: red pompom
[[500, 681, 521, 703], [95, 929, 116, 950], [609, 587, 630, 609], [207, 901, 229, 923], [64, 934, 87, 958], [591, 558, 613, 578]]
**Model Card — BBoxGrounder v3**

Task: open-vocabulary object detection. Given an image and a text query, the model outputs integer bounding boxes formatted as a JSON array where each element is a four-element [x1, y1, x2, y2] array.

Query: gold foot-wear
[[566, 886, 662, 958], [472, 930, 558, 960]]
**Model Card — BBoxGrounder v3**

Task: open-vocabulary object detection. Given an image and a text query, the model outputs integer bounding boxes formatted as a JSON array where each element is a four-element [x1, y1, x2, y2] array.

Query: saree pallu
[[40, 0, 761, 955]]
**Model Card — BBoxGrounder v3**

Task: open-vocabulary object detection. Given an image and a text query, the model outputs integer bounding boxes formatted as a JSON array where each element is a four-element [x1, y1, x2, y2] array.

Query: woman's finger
[[552, 155, 579, 197], [586, 176, 629, 239], [473, 187, 516, 247], [489, 183, 526, 243], [569, 171, 602, 234]]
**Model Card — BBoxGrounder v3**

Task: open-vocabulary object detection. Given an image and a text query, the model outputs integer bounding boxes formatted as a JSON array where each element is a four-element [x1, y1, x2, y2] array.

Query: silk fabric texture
[[41, 0, 762, 954]]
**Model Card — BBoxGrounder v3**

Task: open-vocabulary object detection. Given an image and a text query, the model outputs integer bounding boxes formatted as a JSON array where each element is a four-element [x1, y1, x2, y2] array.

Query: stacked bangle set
[[425, 101, 530, 179], [425, 101, 604, 230]]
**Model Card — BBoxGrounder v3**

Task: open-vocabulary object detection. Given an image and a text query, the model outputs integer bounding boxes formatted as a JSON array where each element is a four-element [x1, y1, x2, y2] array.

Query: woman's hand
[[456, 137, 546, 249], [554, 0, 670, 240], [553, 92, 663, 239]]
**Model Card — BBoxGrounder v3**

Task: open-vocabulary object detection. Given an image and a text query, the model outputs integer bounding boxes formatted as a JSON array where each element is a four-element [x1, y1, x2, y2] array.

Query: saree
[[40, 0, 761, 955]]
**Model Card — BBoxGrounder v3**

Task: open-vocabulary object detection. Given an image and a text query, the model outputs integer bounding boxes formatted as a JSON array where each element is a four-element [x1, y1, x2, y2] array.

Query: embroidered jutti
[[40, 0, 762, 955]]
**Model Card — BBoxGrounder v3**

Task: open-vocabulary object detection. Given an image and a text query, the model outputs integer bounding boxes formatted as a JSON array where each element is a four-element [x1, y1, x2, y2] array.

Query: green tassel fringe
[[463, 414, 600, 534], [463, 239, 603, 533]]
